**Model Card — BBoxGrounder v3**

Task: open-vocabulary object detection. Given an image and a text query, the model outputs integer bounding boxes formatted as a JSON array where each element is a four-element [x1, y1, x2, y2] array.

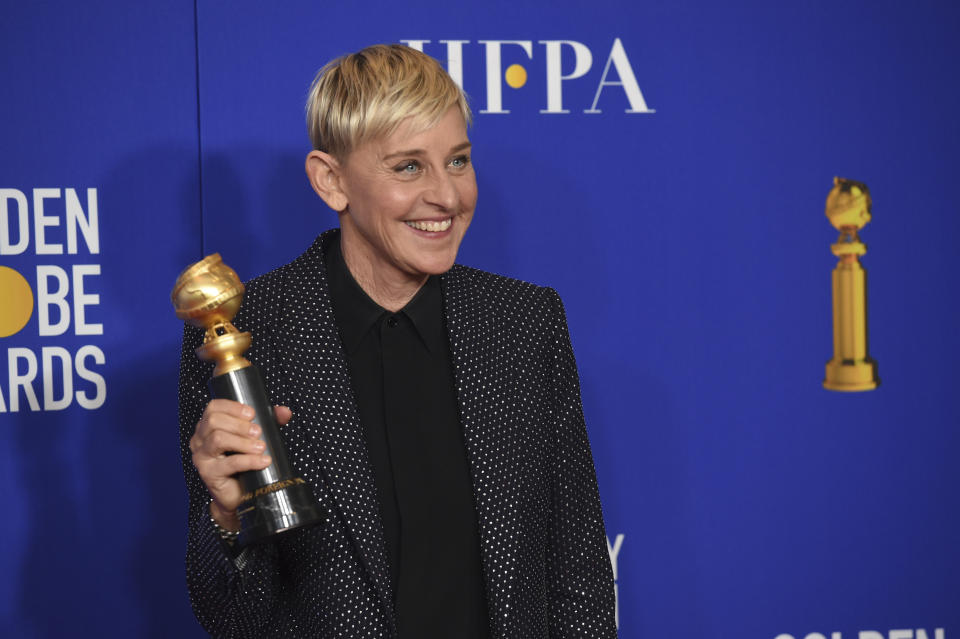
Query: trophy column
[[823, 177, 879, 391], [173, 254, 326, 546]]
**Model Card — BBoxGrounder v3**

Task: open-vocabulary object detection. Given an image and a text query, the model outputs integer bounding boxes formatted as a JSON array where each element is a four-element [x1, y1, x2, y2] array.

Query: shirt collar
[[324, 235, 445, 355], [403, 273, 445, 355]]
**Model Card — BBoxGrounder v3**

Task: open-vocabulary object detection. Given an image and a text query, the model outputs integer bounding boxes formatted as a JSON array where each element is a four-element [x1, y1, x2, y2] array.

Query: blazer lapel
[[442, 266, 524, 639], [272, 230, 395, 625]]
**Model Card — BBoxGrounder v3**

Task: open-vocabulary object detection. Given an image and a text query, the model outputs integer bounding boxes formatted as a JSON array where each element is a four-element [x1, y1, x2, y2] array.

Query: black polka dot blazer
[[178, 229, 617, 638]]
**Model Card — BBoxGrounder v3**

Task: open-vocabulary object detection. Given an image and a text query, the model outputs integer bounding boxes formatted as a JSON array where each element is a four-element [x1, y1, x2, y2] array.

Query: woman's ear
[[305, 150, 348, 212]]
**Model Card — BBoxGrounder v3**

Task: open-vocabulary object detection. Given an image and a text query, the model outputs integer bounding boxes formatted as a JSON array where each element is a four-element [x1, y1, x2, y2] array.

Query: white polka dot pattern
[[178, 230, 617, 638]]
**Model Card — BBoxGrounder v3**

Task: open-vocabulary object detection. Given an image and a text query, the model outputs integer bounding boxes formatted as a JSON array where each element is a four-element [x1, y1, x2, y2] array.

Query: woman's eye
[[450, 155, 471, 169], [395, 161, 420, 174]]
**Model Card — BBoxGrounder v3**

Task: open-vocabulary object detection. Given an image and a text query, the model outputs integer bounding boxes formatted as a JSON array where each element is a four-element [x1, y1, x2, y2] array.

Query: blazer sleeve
[[177, 323, 286, 638], [542, 289, 619, 638]]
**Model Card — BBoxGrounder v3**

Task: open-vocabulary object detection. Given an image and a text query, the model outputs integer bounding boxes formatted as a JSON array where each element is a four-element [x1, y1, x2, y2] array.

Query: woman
[[179, 44, 616, 638]]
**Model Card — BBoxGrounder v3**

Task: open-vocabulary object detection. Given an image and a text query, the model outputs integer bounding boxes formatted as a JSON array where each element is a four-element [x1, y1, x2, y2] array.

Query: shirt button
[[387, 316, 399, 328]]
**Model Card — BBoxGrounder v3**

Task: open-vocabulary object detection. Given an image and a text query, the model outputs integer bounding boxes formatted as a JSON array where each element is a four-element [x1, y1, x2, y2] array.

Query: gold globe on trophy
[[172, 254, 324, 546], [823, 177, 879, 391]]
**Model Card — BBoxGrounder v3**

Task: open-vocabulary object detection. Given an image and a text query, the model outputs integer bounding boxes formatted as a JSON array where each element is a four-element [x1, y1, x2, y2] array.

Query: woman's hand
[[190, 399, 293, 531]]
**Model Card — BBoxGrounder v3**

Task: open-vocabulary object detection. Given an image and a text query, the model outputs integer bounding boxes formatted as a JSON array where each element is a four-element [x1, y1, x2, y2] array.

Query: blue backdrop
[[2, 1, 958, 637]]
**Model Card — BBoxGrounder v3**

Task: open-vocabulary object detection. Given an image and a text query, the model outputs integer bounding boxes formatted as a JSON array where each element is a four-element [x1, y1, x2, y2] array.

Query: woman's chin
[[406, 249, 461, 277]]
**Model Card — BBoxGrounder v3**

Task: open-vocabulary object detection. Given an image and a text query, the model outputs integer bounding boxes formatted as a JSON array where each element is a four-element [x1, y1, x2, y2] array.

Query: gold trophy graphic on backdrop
[[823, 177, 879, 391], [172, 254, 325, 546]]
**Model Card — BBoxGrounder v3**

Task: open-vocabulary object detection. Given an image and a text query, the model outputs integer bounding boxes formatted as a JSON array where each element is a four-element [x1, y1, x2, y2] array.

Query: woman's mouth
[[404, 219, 452, 232]]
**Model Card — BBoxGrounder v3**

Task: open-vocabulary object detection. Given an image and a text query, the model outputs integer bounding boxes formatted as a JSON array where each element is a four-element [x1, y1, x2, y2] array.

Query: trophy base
[[236, 478, 327, 547], [823, 358, 879, 392]]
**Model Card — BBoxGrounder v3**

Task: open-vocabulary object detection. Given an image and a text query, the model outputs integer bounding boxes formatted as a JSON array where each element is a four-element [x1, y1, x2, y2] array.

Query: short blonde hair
[[306, 44, 471, 158]]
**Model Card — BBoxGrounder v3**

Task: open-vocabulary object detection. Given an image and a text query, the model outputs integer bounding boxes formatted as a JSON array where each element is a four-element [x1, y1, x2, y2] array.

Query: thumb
[[273, 405, 293, 426]]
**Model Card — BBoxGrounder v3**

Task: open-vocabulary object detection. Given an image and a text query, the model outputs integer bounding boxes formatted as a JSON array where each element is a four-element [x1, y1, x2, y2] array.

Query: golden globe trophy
[[823, 177, 879, 391], [172, 254, 325, 546]]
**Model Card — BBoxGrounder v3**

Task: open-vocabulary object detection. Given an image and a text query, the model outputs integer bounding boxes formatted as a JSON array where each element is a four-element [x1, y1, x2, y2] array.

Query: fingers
[[190, 400, 292, 514], [207, 398, 254, 421], [193, 401, 293, 459], [204, 427, 266, 457], [191, 399, 269, 510], [192, 411, 261, 460], [195, 400, 258, 442], [198, 452, 273, 483]]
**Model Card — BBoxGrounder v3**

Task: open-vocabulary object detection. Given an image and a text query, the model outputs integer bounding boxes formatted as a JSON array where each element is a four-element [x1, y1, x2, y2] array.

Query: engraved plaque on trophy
[[824, 177, 879, 391], [172, 254, 325, 546]]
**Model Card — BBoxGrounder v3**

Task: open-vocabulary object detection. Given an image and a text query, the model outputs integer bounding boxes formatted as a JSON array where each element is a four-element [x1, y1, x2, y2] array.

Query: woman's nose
[[424, 169, 459, 210]]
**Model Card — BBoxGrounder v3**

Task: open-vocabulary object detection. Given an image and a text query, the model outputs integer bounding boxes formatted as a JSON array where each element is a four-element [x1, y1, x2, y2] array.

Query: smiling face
[[329, 106, 477, 297]]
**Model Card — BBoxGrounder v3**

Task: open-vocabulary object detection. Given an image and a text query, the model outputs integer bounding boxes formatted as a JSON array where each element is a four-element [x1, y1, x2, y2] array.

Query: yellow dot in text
[[0, 266, 34, 337], [505, 64, 527, 89]]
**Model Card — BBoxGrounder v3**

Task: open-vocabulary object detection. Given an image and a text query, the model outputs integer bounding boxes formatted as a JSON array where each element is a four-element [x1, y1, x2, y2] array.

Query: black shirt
[[324, 238, 489, 638]]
